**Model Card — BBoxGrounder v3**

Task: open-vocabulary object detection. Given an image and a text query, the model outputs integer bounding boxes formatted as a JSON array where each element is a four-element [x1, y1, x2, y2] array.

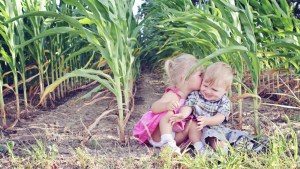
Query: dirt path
[[0, 70, 166, 162]]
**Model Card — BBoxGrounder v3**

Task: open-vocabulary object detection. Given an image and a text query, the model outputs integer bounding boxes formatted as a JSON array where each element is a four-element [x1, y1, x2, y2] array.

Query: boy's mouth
[[203, 93, 212, 99]]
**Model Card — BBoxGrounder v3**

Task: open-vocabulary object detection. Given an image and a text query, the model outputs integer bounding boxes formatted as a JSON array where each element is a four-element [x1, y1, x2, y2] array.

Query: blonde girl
[[133, 53, 204, 153]]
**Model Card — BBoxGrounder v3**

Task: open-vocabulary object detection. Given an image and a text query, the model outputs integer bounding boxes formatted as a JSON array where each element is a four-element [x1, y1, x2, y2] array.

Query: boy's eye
[[212, 89, 218, 92]]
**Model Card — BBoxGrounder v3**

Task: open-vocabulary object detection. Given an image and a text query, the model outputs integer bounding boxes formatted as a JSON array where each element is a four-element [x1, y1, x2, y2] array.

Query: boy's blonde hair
[[203, 62, 233, 91], [165, 53, 203, 87]]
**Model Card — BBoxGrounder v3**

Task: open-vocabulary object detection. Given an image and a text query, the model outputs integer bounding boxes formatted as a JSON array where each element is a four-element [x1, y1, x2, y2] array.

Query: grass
[[0, 127, 298, 169], [157, 129, 299, 169], [2, 140, 58, 168]]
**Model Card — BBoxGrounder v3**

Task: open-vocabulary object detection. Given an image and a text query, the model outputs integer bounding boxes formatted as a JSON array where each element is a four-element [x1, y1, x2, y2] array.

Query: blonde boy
[[170, 62, 233, 154]]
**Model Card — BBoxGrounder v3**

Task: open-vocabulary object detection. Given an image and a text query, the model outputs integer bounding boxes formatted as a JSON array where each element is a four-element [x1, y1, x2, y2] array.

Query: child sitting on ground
[[133, 53, 204, 154], [170, 62, 233, 154]]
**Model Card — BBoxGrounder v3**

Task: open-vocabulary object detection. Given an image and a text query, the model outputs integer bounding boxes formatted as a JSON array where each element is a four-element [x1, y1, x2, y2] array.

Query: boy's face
[[200, 76, 227, 101]]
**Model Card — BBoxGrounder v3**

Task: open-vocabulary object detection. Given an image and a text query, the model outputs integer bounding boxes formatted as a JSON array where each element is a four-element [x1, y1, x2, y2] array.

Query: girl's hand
[[169, 114, 185, 126], [196, 116, 209, 131], [166, 100, 180, 111]]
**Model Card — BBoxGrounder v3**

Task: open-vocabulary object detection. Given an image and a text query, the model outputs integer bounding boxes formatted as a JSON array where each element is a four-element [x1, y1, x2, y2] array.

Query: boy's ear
[[225, 86, 230, 92]]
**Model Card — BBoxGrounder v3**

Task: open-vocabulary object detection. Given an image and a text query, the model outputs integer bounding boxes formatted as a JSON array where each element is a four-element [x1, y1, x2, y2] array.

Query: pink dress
[[133, 87, 186, 144]]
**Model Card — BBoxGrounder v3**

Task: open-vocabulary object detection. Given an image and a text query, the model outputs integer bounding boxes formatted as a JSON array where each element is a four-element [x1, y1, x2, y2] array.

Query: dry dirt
[[0, 69, 299, 167]]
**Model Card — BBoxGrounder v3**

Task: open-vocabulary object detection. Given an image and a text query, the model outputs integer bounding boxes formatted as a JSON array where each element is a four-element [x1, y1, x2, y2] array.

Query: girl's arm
[[151, 92, 180, 113], [196, 113, 226, 130]]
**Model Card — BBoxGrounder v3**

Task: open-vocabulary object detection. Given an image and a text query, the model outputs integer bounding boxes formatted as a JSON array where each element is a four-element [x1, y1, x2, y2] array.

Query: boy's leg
[[174, 120, 191, 145], [188, 120, 202, 143], [207, 137, 222, 149], [188, 121, 207, 154], [207, 137, 228, 154]]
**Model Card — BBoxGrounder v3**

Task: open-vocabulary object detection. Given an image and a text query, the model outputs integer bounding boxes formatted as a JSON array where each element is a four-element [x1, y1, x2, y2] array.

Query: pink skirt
[[133, 110, 185, 144]]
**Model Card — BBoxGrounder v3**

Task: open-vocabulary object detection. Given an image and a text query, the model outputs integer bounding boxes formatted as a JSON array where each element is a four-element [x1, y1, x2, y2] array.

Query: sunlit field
[[0, 0, 299, 168]]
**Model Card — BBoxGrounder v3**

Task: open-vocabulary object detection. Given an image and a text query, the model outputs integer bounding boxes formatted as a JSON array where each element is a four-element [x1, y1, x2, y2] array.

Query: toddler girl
[[133, 53, 204, 154]]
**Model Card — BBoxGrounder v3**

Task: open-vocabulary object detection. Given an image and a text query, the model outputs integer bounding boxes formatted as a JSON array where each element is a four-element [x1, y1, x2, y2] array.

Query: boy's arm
[[169, 106, 193, 125], [197, 96, 230, 129], [178, 106, 193, 118], [196, 113, 226, 130], [200, 113, 226, 126]]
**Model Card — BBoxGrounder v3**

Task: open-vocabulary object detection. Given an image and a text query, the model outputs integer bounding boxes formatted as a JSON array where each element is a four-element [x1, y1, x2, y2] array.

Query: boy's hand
[[169, 114, 185, 126], [166, 100, 180, 111], [196, 116, 209, 130]]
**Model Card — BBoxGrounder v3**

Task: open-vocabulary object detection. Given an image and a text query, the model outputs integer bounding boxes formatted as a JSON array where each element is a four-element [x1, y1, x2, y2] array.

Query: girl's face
[[185, 70, 203, 91], [200, 76, 227, 101]]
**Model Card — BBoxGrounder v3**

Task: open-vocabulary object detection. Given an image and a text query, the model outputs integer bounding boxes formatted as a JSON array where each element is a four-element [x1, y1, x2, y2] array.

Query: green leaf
[[16, 27, 75, 48], [40, 69, 116, 103]]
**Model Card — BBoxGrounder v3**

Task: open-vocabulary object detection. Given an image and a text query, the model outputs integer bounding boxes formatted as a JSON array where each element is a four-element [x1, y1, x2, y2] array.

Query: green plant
[[154, 129, 299, 168], [5, 0, 140, 142], [23, 140, 58, 168], [6, 141, 16, 162], [138, 0, 300, 136], [74, 147, 95, 168], [0, 0, 23, 120]]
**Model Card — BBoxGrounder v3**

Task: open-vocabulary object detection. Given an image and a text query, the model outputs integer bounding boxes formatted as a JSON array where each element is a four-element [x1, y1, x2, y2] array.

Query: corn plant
[[44, 1, 87, 102], [139, 0, 300, 135], [21, 0, 54, 107], [0, 0, 24, 121], [139, 0, 260, 132], [6, 0, 140, 142]]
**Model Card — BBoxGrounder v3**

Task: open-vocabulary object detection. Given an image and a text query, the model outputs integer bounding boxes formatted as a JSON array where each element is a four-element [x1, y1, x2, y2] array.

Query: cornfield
[[0, 0, 299, 142]]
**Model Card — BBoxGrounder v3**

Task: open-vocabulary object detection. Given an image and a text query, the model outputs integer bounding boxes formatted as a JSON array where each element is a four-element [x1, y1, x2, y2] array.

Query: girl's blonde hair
[[164, 53, 202, 87], [203, 62, 233, 91]]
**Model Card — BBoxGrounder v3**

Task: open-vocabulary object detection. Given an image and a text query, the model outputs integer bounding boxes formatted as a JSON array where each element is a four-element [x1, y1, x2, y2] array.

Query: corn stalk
[[7, 0, 140, 142], [0, 65, 5, 125], [0, 0, 23, 120], [22, 0, 51, 107], [139, 0, 300, 135]]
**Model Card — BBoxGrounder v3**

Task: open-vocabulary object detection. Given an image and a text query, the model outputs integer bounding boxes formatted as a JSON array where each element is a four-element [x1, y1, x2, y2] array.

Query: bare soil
[[0, 69, 299, 167]]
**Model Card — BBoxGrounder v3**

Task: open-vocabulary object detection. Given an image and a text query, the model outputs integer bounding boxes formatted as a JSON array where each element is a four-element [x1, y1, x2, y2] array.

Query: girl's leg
[[159, 111, 181, 153], [151, 111, 173, 142], [150, 125, 161, 142], [150, 111, 181, 154], [159, 111, 174, 135]]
